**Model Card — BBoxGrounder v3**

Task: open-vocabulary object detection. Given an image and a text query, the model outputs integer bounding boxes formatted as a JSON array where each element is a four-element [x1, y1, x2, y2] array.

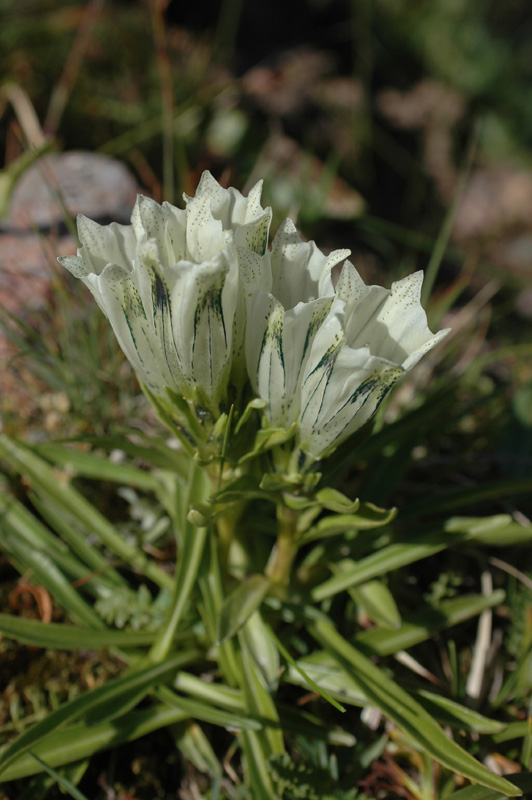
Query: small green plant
[[1, 173, 531, 800]]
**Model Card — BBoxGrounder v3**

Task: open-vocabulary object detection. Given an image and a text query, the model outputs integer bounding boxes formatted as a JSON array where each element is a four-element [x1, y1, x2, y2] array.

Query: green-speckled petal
[[271, 218, 349, 309]]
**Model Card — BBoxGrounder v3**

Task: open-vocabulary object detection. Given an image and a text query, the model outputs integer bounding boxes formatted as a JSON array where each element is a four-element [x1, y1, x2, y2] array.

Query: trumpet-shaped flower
[[246, 224, 449, 464], [59, 172, 272, 423], [245, 218, 350, 430]]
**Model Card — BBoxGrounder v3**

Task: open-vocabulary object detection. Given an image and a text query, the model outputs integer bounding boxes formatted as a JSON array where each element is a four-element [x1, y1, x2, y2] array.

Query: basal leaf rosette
[[246, 228, 449, 472], [59, 172, 271, 450]]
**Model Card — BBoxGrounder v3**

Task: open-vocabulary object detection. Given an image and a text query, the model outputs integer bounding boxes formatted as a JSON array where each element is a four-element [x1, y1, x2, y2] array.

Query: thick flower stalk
[[246, 224, 449, 469], [59, 172, 271, 448]]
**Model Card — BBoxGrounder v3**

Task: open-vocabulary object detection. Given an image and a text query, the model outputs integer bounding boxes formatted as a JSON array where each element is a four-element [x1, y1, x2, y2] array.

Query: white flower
[[59, 172, 271, 419], [246, 225, 449, 463], [245, 218, 350, 430]]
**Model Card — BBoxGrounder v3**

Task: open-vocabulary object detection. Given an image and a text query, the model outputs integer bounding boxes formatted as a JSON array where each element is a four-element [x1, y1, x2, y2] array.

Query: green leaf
[[415, 690, 506, 734], [241, 612, 280, 688], [314, 488, 360, 513], [355, 591, 506, 656], [25, 492, 126, 591], [311, 536, 450, 602], [0, 651, 200, 777], [277, 704, 355, 747], [241, 730, 276, 800], [348, 577, 402, 629], [0, 434, 173, 591], [240, 639, 285, 758], [148, 462, 210, 663], [198, 531, 243, 686], [212, 474, 273, 505], [285, 657, 505, 734], [242, 422, 298, 462], [269, 629, 346, 713], [73, 433, 190, 477], [0, 491, 119, 595], [494, 722, 531, 743], [0, 613, 177, 649], [445, 515, 532, 546], [27, 754, 91, 800], [83, 687, 152, 726], [300, 503, 397, 544], [172, 672, 245, 713], [445, 773, 532, 800], [154, 685, 262, 731], [31, 442, 159, 491], [0, 704, 192, 782], [310, 618, 521, 797], [171, 721, 222, 778], [217, 574, 271, 644]]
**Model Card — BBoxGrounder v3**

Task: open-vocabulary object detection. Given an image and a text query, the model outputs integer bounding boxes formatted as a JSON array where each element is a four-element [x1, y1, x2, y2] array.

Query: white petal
[[186, 171, 272, 256], [168, 251, 237, 406], [271, 219, 349, 309], [185, 193, 230, 262], [300, 356, 402, 459], [58, 254, 88, 279], [338, 268, 449, 368], [233, 209, 272, 255], [245, 291, 286, 425], [88, 267, 184, 396], [132, 195, 186, 265], [76, 215, 136, 275]]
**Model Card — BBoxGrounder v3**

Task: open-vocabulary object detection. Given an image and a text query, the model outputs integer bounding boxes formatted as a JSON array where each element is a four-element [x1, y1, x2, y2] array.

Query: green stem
[[148, 527, 207, 664], [265, 505, 299, 588], [148, 462, 212, 664]]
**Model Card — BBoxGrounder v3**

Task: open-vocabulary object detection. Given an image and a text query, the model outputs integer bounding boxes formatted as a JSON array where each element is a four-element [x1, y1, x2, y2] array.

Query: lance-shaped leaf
[[310, 618, 521, 797]]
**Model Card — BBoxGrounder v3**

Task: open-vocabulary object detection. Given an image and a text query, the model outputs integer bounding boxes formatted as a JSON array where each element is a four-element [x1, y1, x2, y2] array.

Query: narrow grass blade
[[0, 651, 199, 776], [421, 121, 479, 306], [400, 478, 532, 521], [354, 591, 506, 656], [0, 492, 116, 593], [0, 703, 192, 782], [32, 442, 159, 491], [0, 614, 162, 649], [445, 773, 532, 800], [154, 685, 262, 730], [28, 754, 90, 800], [149, 463, 210, 663], [217, 574, 271, 644], [0, 434, 172, 591], [311, 538, 448, 602], [310, 618, 521, 797], [240, 641, 284, 757], [1, 531, 105, 629], [269, 629, 345, 713]]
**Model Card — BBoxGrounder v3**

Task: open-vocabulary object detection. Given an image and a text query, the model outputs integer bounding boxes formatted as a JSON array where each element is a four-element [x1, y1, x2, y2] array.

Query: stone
[[1, 151, 139, 232]]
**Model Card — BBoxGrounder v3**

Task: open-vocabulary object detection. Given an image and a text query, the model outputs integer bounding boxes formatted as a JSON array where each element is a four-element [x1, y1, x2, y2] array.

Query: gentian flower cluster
[[59, 172, 448, 469]]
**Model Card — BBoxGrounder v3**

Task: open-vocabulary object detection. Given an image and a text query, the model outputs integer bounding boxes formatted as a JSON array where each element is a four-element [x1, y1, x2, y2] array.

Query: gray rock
[[2, 151, 139, 232]]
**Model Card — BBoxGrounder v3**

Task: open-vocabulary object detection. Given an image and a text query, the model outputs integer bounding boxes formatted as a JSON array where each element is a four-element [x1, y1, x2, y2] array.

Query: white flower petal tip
[[57, 254, 87, 279]]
